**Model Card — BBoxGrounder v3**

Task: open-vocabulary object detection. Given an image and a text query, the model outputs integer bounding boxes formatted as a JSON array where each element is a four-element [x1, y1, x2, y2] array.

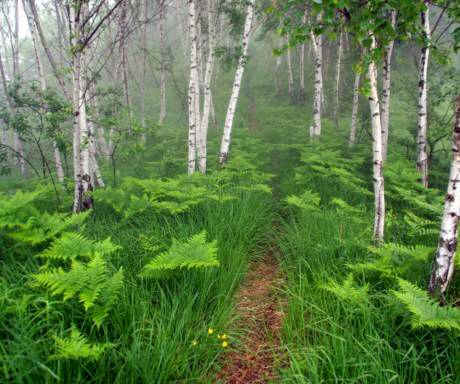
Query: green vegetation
[[1, 1, 459, 382]]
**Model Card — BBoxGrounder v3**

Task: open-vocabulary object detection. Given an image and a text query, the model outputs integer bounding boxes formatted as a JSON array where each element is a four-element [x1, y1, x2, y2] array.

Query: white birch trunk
[[119, 0, 132, 131], [198, 0, 215, 173], [333, 30, 343, 126], [13, 0, 26, 177], [416, 5, 430, 187], [158, 0, 167, 124], [71, 2, 93, 212], [381, 10, 397, 161], [140, 0, 148, 140], [187, 0, 199, 174], [286, 36, 295, 103], [310, 27, 322, 137], [368, 36, 385, 243], [23, 0, 65, 182], [88, 118, 104, 187], [428, 95, 460, 298], [349, 71, 361, 147], [299, 43, 305, 103], [275, 40, 282, 95], [28, 0, 70, 100], [218, 0, 254, 165]]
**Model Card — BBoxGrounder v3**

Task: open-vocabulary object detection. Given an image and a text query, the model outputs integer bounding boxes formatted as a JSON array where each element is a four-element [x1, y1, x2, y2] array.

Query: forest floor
[[217, 245, 285, 383]]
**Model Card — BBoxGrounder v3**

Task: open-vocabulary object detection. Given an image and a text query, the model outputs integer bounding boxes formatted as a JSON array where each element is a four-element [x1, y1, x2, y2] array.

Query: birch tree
[[23, 0, 65, 182], [368, 36, 385, 243], [380, 10, 397, 161], [69, 0, 124, 212], [348, 70, 361, 147], [198, 0, 216, 173], [218, 0, 255, 165], [157, 0, 167, 124], [416, 4, 430, 187], [187, 0, 200, 174], [286, 36, 295, 103], [310, 15, 323, 138], [428, 95, 460, 299], [333, 30, 342, 127]]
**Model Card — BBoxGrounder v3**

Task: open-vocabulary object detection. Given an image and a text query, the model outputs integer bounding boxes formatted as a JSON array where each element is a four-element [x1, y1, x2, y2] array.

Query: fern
[[40, 232, 120, 261], [34, 233, 124, 327], [350, 243, 434, 278], [12, 211, 90, 245], [141, 231, 219, 278], [393, 279, 460, 331], [320, 273, 369, 306], [51, 326, 112, 361], [285, 190, 321, 211]]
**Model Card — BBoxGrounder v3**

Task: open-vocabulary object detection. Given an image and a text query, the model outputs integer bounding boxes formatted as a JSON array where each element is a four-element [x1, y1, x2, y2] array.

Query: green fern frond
[[51, 326, 112, 361], [40, 233, 120, 261], [320, 273, 369, 306], [11, 211, 90, 245], [393, 279, 460, 331], [331, 198, 365, 216], [91, 268, 124, 327], [141, 231, 219, 278], [285, 190, 321, 211], [34, 253, 124, 327]]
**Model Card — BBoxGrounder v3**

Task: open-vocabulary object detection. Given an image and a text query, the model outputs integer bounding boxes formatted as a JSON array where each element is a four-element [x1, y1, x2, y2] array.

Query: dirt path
[[216, 248, 285, 383]]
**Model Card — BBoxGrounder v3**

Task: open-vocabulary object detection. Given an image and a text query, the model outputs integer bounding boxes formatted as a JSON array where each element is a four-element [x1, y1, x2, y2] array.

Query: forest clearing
[[0, 0, 460, 383]]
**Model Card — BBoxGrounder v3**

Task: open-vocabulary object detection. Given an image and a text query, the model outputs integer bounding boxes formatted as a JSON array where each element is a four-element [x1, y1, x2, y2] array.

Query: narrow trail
[[217, 246, 285, 383]]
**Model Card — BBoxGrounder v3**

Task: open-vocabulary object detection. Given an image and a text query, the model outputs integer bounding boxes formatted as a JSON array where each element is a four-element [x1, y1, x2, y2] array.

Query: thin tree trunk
[[381, 10, 397, 161], [87, 117, 105, 187], [299, 43, 305, 103], [158, 0, 167, 124], [416, 5, 430, 187], [71, 2, 93, 213], [187, 0, 200, 174], [349, 70, 361, 147], [275, 39, 282, 95], [119, 0, 133, 131], [310, 23, 323, 138], [27, 0, 70, 100], [23, 0, 65, 182], [368, 36, 385, 243], [428, 95, 460, 299], [218, 0, 254, 165], [12, 0, 26, 177], [286, 36, 295, 103], [198, 0, 215, 173], [140, 0, 148, 139], [333, 30, 343, 127]]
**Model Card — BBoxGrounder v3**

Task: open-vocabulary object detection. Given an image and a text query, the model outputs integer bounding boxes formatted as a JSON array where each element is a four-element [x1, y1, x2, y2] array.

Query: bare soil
[[216, 250, 285, 383]]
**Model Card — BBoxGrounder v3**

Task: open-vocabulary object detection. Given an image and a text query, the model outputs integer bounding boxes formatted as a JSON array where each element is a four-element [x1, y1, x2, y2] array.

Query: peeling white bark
[[310, 22, 323, 138], [349, 71, 361, 147], [187, 0, 200, 174], [381, 10, 396, 161], [333, 30, 342, 126], [23, 0, 65, 182], [218, 0, 254, 165], [198, 0, 216, 174], [417, 5, 430, 187], [158, 0, 167, 124], [286, 36, 295, 102], [368, 36, 385, 243], [428, 95, 460, 298], [71, 2, 94, 212]]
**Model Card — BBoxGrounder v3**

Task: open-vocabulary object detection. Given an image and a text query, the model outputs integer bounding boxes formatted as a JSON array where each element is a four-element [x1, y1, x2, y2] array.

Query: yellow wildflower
[[222, 341, 229, 348], [217, 334, 222, 339], [207, 328, 214, 335], [221, 334, 228, 340], [192, 340, 198, 347]]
